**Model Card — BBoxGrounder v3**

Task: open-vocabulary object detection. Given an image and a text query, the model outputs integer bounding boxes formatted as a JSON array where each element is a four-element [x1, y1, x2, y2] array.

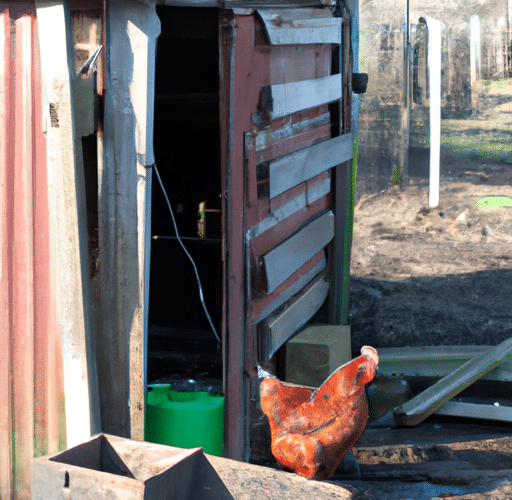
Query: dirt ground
[[349, 150, 512, 352], [349, 80, 512, 352], [338, 81, 512, 498]]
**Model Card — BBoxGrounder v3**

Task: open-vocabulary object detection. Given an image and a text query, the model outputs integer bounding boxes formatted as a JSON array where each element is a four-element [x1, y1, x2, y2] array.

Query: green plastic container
[[145, 384, 224, 457]]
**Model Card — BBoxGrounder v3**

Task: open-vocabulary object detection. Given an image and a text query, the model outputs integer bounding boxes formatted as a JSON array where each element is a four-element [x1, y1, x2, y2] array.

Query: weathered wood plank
[[263, 211, 334, 293], [251, 111, 331, 153], [378, 346, 512, 382], [207, 454, 352, 500], [436, 401, 512, 423], [95, 0, 159, 441], [258, 74, 342, 120], [394, 337, 512, 427], [269, 133, 352, 199], [247, 176, 330, 240], [261, 275, 329, 362], [249, 257, 326, 326], [258, 9, 341, 45]]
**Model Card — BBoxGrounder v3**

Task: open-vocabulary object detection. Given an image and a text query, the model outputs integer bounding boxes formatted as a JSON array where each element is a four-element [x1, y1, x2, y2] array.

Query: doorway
[[148, 6, 223, 386]]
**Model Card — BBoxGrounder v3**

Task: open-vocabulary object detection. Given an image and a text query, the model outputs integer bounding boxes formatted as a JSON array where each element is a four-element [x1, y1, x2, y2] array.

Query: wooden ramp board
[[206, 455, 351, 500], [394, 337, 512, 426]]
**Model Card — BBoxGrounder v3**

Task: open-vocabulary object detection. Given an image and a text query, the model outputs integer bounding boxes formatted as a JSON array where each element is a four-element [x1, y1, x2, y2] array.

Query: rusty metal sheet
[[269, 132, 353, 199], [260, 274, 329, 361], [0, 4, 66, 499], [258, 9, 341, 45], [263, 211, 334, 293]]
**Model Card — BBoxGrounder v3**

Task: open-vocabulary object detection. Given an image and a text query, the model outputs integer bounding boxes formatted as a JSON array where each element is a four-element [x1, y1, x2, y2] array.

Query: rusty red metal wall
[[0, 3, 65, 499]]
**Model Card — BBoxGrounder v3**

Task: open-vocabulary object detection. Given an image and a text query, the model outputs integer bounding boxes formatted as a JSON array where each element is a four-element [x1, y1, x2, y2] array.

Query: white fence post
[[425, 17, 442, 209]]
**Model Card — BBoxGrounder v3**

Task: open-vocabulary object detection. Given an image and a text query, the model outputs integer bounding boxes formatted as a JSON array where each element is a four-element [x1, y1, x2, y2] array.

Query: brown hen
[[260, 346, 379, 480]]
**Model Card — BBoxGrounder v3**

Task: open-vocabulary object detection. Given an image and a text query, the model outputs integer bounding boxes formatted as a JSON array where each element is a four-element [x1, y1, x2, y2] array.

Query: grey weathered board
[[269, 133, 352, 199], [436, 401, 512, 423], [261, 276, 330, 361], [249, 257, 326, 326], [262, 210, 334, 293], [394, 337, 512, 426], [256, 74, 342, 121], [257, 9, 342, 45], [247, 177, 330, 240]]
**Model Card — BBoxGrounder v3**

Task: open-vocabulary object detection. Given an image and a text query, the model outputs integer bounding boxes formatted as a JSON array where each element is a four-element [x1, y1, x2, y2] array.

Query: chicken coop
[[1, 1, 363, 495], [145, 2, 361, 462]]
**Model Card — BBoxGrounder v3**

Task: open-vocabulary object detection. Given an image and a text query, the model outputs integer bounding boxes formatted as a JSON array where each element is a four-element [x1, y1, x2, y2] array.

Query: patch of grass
[[441, 135, 512, 163], [484, 78, 512, 95], [392, 165, 402, 185]]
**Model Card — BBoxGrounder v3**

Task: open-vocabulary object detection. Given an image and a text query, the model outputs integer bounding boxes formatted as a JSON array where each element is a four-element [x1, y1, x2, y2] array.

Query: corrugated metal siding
[[0, 4, 66, 499]]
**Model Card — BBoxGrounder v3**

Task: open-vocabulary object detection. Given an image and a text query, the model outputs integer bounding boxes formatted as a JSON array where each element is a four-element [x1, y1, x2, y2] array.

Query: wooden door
[[219, 7, 353, 461]]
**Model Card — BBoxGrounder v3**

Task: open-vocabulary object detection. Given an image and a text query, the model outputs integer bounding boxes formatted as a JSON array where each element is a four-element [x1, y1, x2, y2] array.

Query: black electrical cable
[[153, 165, 221, 344]]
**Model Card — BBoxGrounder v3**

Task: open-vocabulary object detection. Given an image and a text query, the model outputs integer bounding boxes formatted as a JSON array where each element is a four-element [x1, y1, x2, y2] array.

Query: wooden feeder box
[[32, 434, 234, 499]]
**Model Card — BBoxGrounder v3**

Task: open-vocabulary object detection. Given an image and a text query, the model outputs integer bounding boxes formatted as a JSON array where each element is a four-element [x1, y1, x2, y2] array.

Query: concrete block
[[285, 325, 351, 387]]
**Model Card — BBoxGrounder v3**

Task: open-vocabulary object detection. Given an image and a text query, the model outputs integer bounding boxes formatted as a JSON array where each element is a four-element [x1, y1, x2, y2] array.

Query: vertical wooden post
[[426, 17, 441, 209], [219, 11, 249, 462], [470, 15, 481, 109], [96, 0, 159, 440], [400, 0, 411, 189]]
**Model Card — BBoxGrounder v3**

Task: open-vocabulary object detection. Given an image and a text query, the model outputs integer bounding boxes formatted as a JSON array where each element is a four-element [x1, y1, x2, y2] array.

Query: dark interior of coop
[[148, 7, 223, 386]]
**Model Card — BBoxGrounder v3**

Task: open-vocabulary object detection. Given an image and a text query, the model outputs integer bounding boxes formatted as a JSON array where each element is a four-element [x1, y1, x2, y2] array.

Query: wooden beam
[[95, 0, 159, 440]]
